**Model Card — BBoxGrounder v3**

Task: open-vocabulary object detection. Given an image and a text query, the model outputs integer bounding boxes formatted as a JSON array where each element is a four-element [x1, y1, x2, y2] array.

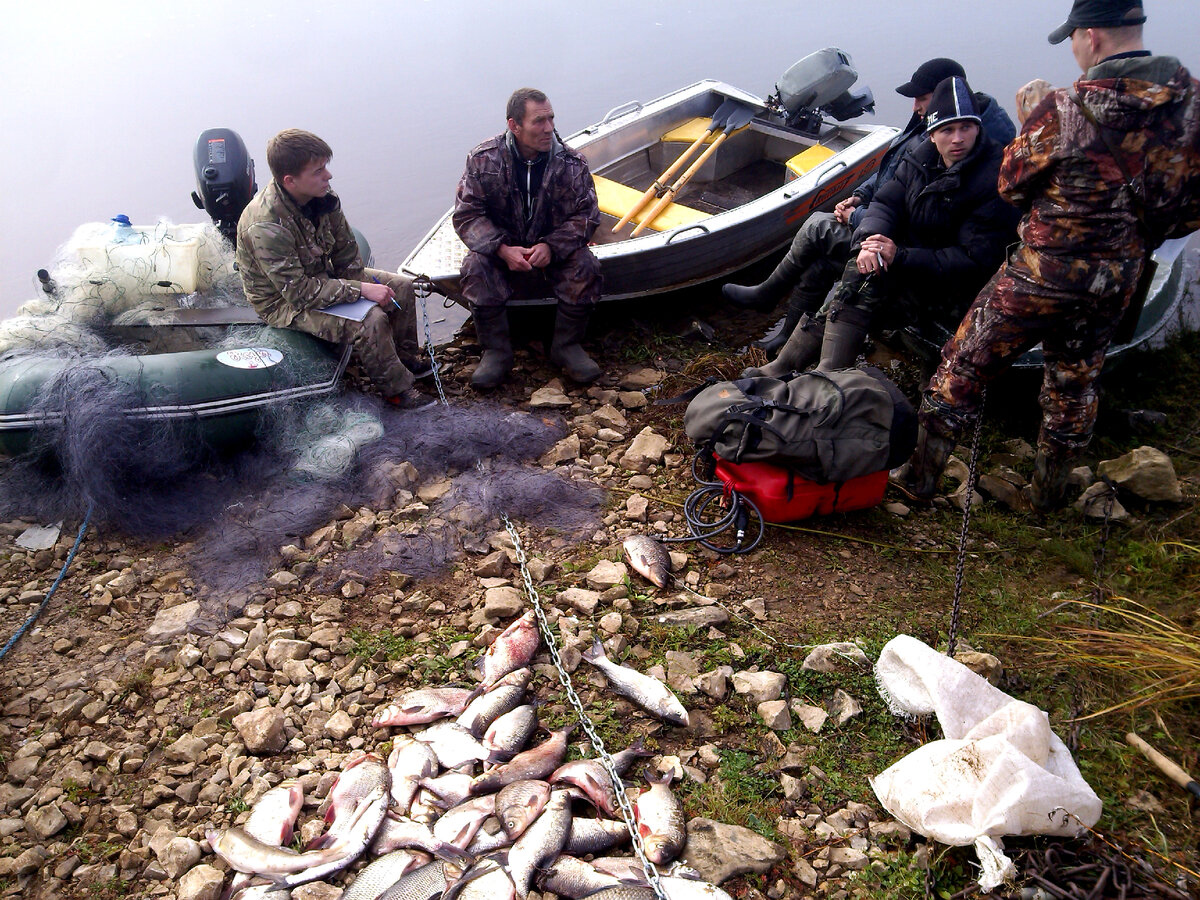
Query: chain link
[[501, 514, 668, 900], [413, 276, 448, 406], [947, 386, 986, 658]]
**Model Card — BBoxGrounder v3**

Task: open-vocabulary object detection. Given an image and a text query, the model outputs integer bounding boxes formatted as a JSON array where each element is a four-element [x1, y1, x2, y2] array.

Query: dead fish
[[372, 686, 480, 728], [369, 811, 473, 865], [591, 858, 707, 885], [479, 611, 539, 688], [535, 854, 623, 898], [417, 771, 475, 809], [433, 794, 496, 851], [469, 725, 572, 795], [363, 860, 468, 900], [242, 780, 304, 846], [317, 754, 391, 846], [582, 638, 690, 727], [464, 817, 512, 856], [611, 737, 655, 777], [457, 683, 526, 737], [388, 737, 439, 813], [411, 721, 491, 769], [507, 788, 573, 899], [623, 534, 672, 588], [278, 783, 390, 888], [550, 758, 621, 817], [490, 667, 532, 691], [634, 769, 686, 865], [340, 849, 432, 900], [445, 854, 515, 900], [581, 887, 657, 900], [482, 703, 538, 761], [494, 779, 551, 840], [562, 816, 631, 856], [207, 825, 348, 876]]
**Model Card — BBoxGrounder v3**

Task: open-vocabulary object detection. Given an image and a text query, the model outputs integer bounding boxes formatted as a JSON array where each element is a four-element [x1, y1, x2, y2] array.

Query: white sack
[[870, 634, 1101, 891]]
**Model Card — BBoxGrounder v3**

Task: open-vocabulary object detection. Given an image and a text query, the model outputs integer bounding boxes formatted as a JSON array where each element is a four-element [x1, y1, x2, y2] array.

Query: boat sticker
[[216, 347, 284, 369]]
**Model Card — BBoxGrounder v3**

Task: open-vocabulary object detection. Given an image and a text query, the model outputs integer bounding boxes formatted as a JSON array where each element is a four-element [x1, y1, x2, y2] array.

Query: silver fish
[[482, 703, 538, 761], [494, 779, 551, 840], [369, 811, 474, 864], [623, 534, 672, 588], [433, 794, 497, 850], [590, 858, 705, 885], [469, 725, 572, 795], [411, 721, 491, 769], [550, 758, 621, 817], [417, 772, 474, 808], [634, 769, 686, 865], [464, 817, 512, 856], [457, 684, 526, 737], [372, 686, 480, 727], [507, 788, 572, 899], [279, 783, 390, 888], [318, 753, 391, 846], [364, 860, 464, 900], [445, 854, 515, 900], [341, 849, 431, 900], [207, 826, 348, 875], [479, 611, 539, 688], [562, 816, 631, 856], [582, 638, 690, 727], [226, 780, 305, 898], [582, 887, 657, 900], [611, 737, 655, 777], [387, 738, 439, 813], [489, 667, 532, 691], [535, 854, 623, 898]]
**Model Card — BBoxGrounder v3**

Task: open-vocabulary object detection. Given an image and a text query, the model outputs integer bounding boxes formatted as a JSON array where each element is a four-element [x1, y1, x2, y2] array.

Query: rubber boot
[[1029, 448, 1079, 512], [753, 292, 816, 356], [722, 254, 804, 311], [470, 305, 514, 391], [816, 306, 871, 371], [549, 304, 602, 384], [742, 314, 824, 378], [889, 425, 956, 503]]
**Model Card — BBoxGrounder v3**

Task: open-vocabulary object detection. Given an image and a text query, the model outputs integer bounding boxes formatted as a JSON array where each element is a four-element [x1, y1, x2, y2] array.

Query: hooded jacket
[[452, 130, 600, 261], [1000, 55, 1200, 289], [854, 132, 1019, 305]]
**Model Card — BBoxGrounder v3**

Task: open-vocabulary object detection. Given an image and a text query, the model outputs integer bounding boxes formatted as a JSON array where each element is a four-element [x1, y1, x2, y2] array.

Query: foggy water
[[3, 0, 1199, 322]]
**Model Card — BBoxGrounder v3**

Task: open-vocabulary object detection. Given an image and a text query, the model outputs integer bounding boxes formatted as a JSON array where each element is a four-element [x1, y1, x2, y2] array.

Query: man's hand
[[361, 280, 395, 306], [834, 195, 862, 225], [498, 244, 534, 272], [1016, 79, 1054, 126], [525, 242, 551, 269], [856, 234, 897, 274]]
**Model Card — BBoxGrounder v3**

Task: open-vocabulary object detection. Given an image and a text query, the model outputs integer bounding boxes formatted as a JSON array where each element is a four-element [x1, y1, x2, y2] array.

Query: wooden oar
[[613, 99, 740, 233], [1127, 733, 1200, 800], [631, 102, 756, 236]]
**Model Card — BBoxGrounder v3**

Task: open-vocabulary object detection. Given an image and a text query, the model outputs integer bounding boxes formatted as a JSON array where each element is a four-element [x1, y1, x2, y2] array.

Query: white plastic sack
[[870, 634, 1102, 892]]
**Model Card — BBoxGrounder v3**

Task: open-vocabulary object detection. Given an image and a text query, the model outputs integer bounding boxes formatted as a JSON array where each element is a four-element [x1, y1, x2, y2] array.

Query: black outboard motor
[[767, 48, 876, 136], [191, 128, 256, 246]]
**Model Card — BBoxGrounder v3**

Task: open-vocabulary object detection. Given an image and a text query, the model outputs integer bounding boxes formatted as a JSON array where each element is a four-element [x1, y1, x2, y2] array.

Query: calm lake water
[[3, 0, 1199, 323]]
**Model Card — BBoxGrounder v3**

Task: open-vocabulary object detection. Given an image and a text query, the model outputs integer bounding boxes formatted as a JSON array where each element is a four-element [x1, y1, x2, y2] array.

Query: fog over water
[[3, 0, 1198, 320]]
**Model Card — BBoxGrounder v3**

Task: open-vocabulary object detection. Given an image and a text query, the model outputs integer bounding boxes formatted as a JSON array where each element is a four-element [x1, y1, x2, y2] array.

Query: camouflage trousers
[[920, 259, 1136, 457], [460, 246, 602, 308], [286, 268, 421, 396]]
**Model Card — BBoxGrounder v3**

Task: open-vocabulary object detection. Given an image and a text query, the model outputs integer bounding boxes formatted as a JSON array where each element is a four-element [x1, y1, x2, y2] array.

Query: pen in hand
[[372, 276, 404, 312]]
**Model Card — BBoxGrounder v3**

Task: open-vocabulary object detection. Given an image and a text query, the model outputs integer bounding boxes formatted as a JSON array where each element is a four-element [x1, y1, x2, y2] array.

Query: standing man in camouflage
[[892, 0, 1200, 511], [453, 88, 603, 390], [236, 129, 429, 407]]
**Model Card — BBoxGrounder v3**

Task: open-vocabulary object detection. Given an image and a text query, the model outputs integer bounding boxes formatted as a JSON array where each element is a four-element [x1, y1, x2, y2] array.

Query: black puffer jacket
[[854, 134, 1019, 308]]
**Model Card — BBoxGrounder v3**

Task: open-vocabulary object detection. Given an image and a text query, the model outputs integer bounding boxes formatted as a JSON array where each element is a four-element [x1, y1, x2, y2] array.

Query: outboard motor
[[191, 128, 256, 246], [767, 48, 876, 136]]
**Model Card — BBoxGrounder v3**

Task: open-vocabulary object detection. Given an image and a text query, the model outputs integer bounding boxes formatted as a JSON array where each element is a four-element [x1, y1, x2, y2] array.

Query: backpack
[[683, 367, 916, 484]]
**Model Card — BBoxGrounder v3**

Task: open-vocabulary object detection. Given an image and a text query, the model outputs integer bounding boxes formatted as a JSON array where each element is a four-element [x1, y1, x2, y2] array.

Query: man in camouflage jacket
[[453, 88, 603, 389], [893, 0, 1200, 511], [236, 129, 427, 406]]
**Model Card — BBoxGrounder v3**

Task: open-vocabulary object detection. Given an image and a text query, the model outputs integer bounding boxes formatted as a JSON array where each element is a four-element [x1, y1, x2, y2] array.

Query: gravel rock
[[790, 702, 828, 733], [800, 642, 869, 673], [620, 427, 671, 473], [24, 804, 67, 840], [758, 700, 792, 731], [585, 559, 627, 589], [177, 864, 224, 900], [232, 707, 287, 755], [682, 817, 787, 884], [732, 670, 786, 704], [1097, 446, 1183, 503], [482, 586, 524, 619], [827, 689, 863, 726]]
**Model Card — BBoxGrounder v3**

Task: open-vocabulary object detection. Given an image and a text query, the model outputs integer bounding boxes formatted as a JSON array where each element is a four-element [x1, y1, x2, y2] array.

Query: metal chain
[[947, 386, 986, 659], [414, 276, 448, 406], [501, 514, 668, 900]]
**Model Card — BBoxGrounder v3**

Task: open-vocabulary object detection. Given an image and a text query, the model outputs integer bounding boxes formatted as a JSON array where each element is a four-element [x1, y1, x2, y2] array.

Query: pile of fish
[[205, 610, 731, 899]]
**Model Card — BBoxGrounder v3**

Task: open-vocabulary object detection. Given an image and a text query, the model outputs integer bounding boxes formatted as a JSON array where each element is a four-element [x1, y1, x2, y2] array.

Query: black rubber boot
[[722, 254, 805, 311], [752, 291, 820, 356], [889, 425, 956, 503], [470, 305, 514, 391], [1029, 448, 1079, 512], [816, 306, 872, 371], [742, 314, 825, 378], [550, 304, 602, 384]]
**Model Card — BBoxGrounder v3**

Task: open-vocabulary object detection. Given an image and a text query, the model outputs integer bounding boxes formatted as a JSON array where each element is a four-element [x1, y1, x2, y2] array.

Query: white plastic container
[[76, 223, 206, 294]]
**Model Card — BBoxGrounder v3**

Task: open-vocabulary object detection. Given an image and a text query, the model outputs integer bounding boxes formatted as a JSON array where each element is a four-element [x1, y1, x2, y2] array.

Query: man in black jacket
[[725, 58, 1016, 355], [746, 77, 1020, 376]]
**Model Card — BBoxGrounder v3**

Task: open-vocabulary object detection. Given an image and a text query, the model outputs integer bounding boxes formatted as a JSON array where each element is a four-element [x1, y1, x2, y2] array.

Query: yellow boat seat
[[592, 174, 710, 233], [785, 144, 836, 178], [661, 117, 751, 144]]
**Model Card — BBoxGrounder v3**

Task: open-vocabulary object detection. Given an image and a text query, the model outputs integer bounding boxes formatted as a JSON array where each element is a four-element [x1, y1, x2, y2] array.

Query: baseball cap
[[895, 58, 966, 98], [1048, 0, 1147, 45]]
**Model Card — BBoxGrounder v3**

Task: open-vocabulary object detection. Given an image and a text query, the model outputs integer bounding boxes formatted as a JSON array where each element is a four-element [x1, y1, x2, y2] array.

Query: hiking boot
[[889, 425, 956, 503], [1029, 448, 1079, 512], [386, 388, 435, 410], [400, 356, 436, 380], [816, 306, 871, 371], [722, 253, 805, 312], [742, 314, 824, 378], [550, 304, 601, 384], [470, 305, 514, 390]]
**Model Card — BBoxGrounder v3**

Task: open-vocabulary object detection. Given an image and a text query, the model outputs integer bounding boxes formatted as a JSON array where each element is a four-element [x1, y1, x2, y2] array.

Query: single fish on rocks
[[507, 788, 573, 899], [535, 854, 623, 898], [278, 783, 390, 888], [482, 703, 538, 761], [495, 779, 551, 840], [225, 780, 306, 898], [469, 725, 572, 795], [479, 611, 540, 688], [372, 686, 481, 728], [610, 737, 655, 776], [457, 683, 526, 737], [582, 639, 690, 727], [340, 849, 432, 900], [622, 534, 672, 588], [388, 737, 439, 812], [207, 826, 348, 876], [634, 769, 687, 865]]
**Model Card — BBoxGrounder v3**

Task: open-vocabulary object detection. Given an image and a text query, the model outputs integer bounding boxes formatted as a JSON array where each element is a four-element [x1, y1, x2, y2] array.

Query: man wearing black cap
[[723, 59, 1015, 356], [894, 0, 1200, 511]]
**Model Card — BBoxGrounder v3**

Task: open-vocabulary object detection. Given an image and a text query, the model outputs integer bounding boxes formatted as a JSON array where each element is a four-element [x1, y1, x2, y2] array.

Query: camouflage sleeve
[[241, 221, 362, 312], [540, 158, 600, 260], [330, 208, 365, 281], [453, 154, 511, 255], [998, 92, 1064, 209]]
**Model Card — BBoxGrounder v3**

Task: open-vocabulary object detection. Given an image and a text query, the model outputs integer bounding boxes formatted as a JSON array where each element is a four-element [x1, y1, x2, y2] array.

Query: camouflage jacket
[[235, 180, 365, 327], [452, 130, 600, 260], [1000, 55, 1200, 291]]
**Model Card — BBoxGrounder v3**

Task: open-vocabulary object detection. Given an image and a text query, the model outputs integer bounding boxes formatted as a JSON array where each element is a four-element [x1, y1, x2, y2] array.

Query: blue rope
[[0, 502, 93, 662]]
